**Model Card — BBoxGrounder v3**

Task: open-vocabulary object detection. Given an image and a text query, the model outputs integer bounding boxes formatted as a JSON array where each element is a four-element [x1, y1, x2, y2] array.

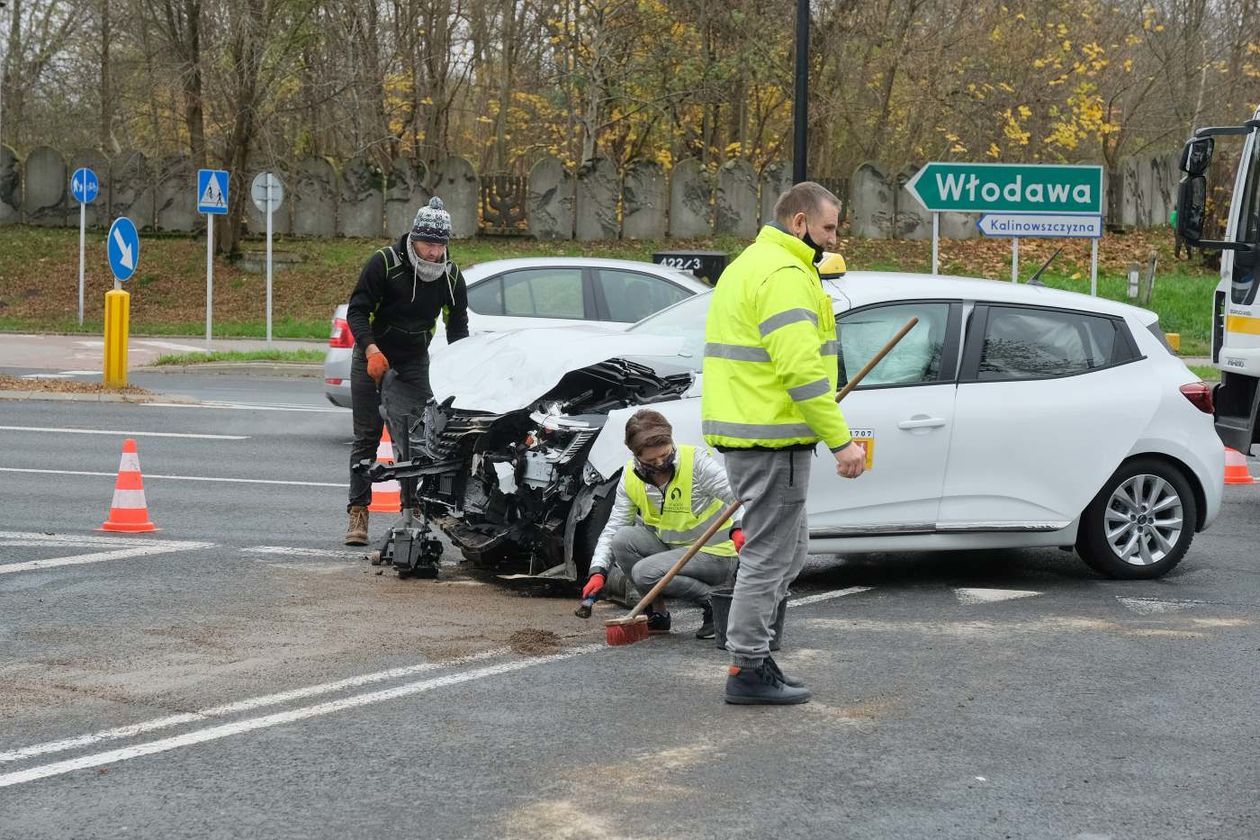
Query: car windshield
[[626, 291, 713, 370]]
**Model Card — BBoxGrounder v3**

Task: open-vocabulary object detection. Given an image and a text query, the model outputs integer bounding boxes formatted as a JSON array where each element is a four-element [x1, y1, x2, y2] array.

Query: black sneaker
[[766, 655, 805, 688], [695, 603, 715, 640], [646, 610, 671, 634], [725, 660, 810, 705]]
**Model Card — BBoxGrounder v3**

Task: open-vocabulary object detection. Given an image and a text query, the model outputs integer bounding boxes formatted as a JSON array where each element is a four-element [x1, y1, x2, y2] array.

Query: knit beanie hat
[[410, 196, 452, 244]]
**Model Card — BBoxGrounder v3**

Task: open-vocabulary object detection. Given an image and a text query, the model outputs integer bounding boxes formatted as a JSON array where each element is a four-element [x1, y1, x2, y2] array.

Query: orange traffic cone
[[100, 438, 158, 532], [1224, 447, 1257, 486], [368, 425, 401, 513]]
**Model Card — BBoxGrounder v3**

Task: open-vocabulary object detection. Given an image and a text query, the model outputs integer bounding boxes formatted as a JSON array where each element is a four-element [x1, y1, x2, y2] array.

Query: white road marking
[[955, 588, 1042, 606], [242, 546, 369, 560], [0, 541, 213, 575], [0, 467, 345, 488], [134, 340, 210, 352], [0, 648, 512, 765], [787, 587, 874, 608], [144, 402, 344, 414], [1116, 596, 1205, 615], [0, 647, 598, 788], [20, 373, 73, 380], [0, 531, 194, 549], [0, 584, 872, 785], [0, 425, 247, 441], [61, 370, 102, 376]]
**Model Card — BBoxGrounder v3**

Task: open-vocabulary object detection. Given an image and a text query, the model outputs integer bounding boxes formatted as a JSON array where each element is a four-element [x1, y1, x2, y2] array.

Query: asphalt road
[[1, 373, 1258, 839]]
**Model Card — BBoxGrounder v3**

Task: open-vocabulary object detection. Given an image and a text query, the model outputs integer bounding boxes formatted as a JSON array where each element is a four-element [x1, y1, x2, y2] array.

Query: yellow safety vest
[[622, 445, 737, 556], [701, 225, 851, 451]]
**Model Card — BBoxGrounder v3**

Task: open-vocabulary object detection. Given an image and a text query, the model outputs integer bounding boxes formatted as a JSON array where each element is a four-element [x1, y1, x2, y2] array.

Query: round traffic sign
[[71, 167, 100, 204], [107, 217, 140, 282], [251, 172, 284, 213]]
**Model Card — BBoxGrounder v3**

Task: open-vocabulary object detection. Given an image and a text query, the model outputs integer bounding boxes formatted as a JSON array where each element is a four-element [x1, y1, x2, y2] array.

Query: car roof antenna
[[1025, 246, 1063, 287]]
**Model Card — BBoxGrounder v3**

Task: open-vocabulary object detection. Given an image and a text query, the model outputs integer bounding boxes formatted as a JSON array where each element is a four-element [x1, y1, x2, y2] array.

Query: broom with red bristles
[[604, 316, 920, 646]]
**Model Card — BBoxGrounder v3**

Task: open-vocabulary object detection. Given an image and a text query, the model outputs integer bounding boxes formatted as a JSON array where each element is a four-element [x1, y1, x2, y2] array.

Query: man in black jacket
[[343, 196, 470, 545]]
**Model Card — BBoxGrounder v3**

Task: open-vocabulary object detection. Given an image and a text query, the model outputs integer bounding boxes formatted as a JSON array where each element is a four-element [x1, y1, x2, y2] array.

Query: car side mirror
[[1179, 137, 1214, 176], [1175, 175, 1207, 244]]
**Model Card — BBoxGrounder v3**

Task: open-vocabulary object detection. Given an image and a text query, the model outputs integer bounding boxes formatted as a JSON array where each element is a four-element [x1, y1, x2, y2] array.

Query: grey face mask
[[413, 257, 447, 283]]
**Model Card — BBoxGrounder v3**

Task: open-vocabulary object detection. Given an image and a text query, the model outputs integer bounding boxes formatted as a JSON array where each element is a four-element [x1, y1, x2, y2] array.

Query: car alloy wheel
[[1077, 457, 1198, 580], [1103, 473, 1184, 566]]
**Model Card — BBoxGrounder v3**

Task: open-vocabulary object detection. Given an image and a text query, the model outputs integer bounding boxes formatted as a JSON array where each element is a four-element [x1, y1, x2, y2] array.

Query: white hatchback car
[[323, 257, 712, 407], [408, 271, 1224, 583]]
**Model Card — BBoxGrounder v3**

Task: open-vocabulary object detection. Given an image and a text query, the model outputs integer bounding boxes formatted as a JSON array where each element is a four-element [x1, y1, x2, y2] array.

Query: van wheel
[[1076, 458, 1197, 580]]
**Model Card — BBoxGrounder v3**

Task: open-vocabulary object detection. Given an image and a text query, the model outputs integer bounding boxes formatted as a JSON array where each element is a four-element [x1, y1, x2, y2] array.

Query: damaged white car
[[396, 271, 1224, 584]]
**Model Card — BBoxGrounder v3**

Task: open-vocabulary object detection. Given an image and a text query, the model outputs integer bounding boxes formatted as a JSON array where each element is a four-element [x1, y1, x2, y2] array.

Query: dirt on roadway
[[1, 557, 608, 721]]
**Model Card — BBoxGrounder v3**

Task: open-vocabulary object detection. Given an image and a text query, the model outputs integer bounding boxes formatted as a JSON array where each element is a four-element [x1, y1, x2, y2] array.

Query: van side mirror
[[1179, 137, 1214, 176], [1175, 175, 1207, 243]]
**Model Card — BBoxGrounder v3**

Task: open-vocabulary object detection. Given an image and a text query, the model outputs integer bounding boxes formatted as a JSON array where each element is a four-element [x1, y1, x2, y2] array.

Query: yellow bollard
[[1165, 332, 1182, 353], [103, 289, 130, 388]]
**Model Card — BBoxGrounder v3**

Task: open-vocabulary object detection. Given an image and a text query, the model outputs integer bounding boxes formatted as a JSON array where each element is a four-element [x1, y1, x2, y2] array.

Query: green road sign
[[905, 162, 1104, 215]]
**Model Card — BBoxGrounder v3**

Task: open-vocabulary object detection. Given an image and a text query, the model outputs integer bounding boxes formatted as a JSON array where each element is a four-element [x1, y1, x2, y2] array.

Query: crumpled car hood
[[428, 326, 688, 414]]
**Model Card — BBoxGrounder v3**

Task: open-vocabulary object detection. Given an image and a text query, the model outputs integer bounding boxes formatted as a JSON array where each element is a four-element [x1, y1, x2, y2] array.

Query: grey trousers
[[723, 448, 811, 666], [610, 525, 737, 610]]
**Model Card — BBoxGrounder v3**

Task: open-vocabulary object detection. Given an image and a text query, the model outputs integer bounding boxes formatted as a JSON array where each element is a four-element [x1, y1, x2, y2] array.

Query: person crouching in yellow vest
[[580, 409, 743, 640], [702, 181, 866, 706]]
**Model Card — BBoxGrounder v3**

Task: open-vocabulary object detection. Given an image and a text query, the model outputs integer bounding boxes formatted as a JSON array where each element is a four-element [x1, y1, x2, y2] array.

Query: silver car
[[323, 257, 713, 407]]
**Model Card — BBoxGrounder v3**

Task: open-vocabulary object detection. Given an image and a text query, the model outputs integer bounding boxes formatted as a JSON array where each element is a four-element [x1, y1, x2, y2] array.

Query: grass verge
[[151, 349, 325, 366]]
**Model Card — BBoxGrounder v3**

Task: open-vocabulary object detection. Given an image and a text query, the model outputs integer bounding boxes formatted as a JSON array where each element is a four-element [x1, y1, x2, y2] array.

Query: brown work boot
[[344, 506, 369, 546]]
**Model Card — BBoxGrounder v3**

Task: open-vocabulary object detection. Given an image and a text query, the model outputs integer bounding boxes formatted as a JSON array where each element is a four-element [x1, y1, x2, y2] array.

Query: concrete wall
[[0, 147, 1181, 240]]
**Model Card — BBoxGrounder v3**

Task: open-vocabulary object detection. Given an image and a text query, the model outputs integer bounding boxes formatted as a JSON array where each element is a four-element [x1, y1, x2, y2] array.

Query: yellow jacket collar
[[757, 224, 817, 273]]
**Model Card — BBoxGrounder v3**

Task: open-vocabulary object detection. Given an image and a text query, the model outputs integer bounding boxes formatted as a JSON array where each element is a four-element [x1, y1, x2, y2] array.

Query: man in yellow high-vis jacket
[[580, 410, 742, 640], [702, 181, 866, 705]]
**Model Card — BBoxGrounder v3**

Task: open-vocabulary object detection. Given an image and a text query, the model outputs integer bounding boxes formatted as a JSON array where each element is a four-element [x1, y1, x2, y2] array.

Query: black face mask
[[633, 449, 677, 483], [801, 228, 826, 265]]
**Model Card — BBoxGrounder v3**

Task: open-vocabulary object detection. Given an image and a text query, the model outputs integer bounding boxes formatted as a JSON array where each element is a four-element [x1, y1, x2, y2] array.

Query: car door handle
[[897, 416, 946, 430]]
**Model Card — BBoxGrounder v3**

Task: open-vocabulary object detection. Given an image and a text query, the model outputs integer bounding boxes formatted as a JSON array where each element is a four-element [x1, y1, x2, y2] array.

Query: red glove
[[582, 573, 606, 599], [730, 528, 745, 553], [366, 348, 389, 384]]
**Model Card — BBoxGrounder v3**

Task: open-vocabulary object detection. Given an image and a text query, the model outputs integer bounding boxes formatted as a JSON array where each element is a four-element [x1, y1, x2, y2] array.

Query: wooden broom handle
[[627, 315, 920, 617], [626, 499, 744, 619]]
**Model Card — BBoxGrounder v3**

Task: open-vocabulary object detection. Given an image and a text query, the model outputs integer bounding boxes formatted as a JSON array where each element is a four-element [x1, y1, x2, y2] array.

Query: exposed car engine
[[410, 357, 694, 578]]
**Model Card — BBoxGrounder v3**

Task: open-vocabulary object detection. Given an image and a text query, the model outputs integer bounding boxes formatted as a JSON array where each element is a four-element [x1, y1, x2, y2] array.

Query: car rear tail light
[[329, 317, 354, 349], [326, 378, 344, 386], [1180, 382, 1214, 414]]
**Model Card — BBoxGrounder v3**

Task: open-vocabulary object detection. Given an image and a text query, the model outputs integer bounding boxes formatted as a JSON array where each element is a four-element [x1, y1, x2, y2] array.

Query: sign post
[[907, 163, 1105, 290], [251, 172, 285, 346], [197, 169, 230, 349], [70, 167, 99, 326], [104, 217, 139, 388]]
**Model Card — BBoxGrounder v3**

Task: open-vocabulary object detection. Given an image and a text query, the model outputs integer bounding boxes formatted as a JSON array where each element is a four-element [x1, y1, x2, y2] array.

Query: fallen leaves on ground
[[0, 374, 151, 395]]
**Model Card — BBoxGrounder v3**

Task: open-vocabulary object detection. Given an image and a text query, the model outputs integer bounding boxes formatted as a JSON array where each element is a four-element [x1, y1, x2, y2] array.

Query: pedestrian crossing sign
[[197, 169, 230, 215]]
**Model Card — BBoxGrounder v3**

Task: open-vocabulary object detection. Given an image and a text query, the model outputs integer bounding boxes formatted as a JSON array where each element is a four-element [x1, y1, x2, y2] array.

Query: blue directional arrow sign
[[197, 169, 230, 215], [108, 217, 140, 282], [71, 167, 99, 204]]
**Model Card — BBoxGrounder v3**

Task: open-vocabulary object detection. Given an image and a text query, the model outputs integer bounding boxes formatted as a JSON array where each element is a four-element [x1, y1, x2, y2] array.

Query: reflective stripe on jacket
[[701, 224, 851, 451]]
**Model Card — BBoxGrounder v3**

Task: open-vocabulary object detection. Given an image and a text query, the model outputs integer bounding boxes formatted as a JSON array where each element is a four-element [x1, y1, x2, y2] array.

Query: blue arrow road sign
[[108, 217, 140, 282], [197, 169, 230, 215], [71, 167, 99, 204]]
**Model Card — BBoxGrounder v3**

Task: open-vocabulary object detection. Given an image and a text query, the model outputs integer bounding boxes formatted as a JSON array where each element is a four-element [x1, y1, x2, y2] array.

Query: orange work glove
[[581, 573, 606, 599], [730, 528, 745, 553], [366, 348, 389, 384]]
